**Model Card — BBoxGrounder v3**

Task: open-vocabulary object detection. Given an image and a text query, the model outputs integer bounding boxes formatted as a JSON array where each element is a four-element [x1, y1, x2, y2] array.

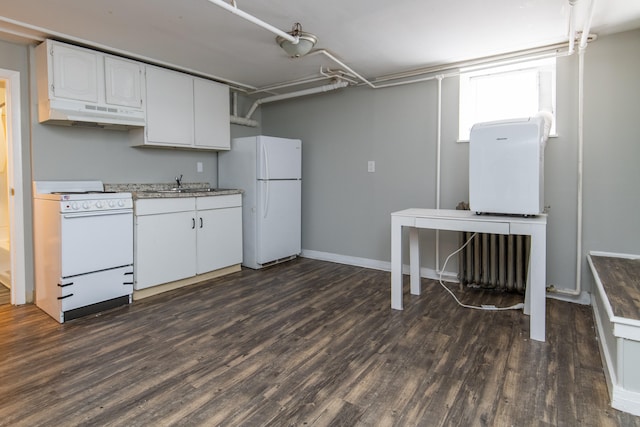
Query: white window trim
[[458, 58, 557, 142]]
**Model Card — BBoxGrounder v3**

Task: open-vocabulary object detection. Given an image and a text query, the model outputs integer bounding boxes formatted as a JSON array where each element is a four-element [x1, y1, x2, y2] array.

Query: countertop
[[105, 183, 243, 199]]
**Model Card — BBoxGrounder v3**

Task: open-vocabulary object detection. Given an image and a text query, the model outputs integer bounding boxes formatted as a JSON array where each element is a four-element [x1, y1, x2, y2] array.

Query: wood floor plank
[[1, 258, 639, 426]]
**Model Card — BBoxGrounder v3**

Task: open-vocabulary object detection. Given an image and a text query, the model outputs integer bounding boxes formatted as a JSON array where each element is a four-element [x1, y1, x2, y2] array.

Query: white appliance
[[219, 136, 301, 269], [35, 39, 145, 129], [469, 115, 550, 216], [33, 181, 134, 323]]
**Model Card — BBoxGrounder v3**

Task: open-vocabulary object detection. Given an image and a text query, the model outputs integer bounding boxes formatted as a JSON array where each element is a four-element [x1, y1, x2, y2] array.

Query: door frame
[[1, 68, 26, 305]]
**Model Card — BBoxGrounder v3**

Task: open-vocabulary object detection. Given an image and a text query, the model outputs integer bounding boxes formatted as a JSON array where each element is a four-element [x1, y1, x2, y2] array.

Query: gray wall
[[262, 29, 640, 296], [583, 30, 640, 257]]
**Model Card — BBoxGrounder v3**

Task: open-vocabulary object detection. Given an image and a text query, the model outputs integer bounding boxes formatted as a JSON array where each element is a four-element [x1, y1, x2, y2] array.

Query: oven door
[[60, 209, 133, 277]]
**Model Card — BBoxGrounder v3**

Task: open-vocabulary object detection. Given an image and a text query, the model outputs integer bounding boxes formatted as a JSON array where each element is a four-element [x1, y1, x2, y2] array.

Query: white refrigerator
[[218, 136, 302, 269]]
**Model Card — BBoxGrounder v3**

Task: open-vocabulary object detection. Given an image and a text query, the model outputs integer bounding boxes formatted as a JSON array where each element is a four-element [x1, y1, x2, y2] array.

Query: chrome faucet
[[175, 174, 183, 188]]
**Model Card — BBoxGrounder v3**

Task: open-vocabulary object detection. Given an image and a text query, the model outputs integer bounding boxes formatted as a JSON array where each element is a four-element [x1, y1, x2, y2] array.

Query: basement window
[[458, 58, 556, 141]]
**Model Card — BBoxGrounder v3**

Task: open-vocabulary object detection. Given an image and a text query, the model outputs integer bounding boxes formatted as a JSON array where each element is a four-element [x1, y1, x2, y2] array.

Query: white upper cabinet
[[104, 56, 144, 109], [35, 39, 145, 127], [144, 66, 194, 147], [50, 42, 99, 103], [194, 78, 230, 150], [131, 66, 230, 150]]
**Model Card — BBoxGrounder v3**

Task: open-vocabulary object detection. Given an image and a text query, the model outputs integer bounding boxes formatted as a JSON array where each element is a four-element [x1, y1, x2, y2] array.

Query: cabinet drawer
[[135, 197, 196, 215], [196, 194, 241, 210]]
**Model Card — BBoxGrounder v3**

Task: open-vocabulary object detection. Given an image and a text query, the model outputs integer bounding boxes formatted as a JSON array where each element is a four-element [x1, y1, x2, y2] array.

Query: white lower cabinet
[[135, 195, 242, 290], [196, 196, 242, 274]]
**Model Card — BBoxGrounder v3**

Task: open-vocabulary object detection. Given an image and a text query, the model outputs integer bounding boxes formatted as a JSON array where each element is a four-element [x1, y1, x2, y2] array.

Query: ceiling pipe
[[579, 0, 597, 49], [307, 49, 377, 88], [244, 80, 349, 120], [568, 0, 578, 55], [230, 115, 259, 127], [205, 0, 298, 44], [249, 74, 332, 95]]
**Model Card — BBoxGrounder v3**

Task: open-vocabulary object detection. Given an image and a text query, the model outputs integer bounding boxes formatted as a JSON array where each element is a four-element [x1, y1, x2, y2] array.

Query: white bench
[[588, 251, 640, 416]]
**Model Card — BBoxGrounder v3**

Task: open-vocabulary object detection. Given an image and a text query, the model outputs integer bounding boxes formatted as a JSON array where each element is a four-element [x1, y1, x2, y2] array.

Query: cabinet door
[[135, 211, 197, 289], [51, 43, 99, 102], [196, 207, 242, 274], [105, 56, 143, 108], [145, 66, 194, 146], [194, 78, 230, 150]]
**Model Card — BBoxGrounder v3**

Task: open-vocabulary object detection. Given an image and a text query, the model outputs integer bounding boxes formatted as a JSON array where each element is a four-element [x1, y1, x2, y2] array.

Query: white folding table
[[390, 208, 548, 342]]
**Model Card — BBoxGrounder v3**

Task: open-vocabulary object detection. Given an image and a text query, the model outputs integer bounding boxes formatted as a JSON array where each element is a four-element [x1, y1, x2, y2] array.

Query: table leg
[[409, 227, 421, 295], [391, 217, 403, 310], [527, 227, 547, 342]]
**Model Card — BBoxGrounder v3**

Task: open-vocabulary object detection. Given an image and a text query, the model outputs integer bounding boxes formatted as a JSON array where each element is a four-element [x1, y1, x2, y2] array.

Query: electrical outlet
[[368, 161, 375, 173]]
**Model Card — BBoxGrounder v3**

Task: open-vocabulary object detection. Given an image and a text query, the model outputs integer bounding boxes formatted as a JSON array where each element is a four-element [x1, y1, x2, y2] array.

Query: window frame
[[458, 58, 557, 142]]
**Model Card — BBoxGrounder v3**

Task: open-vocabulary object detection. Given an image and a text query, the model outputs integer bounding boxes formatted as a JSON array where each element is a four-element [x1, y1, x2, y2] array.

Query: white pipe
[[205, 0, 298, 44], [230, 115, 259, 127], [232, 92, 238, 117], [250, 75, 332, 95], [244, 80, 349, 119], [435, 75, 443, 273], [568, 0, 577, 55], [580, 0, 597, 49], [555, 47, 585, 298], [310, 49, 377, 88], [371, 41, 573, 85], [553, 0, 596, 298]]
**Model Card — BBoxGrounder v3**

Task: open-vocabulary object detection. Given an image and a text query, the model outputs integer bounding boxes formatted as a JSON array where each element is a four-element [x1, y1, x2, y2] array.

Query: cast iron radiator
[[455, 203, 530, 293]]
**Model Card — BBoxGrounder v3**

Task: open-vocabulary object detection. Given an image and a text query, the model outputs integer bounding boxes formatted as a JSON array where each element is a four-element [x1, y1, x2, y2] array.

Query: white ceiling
[[1, 0, 640, 93]]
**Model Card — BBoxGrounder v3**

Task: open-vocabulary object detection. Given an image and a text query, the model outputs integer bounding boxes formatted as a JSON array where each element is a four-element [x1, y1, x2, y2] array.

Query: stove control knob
[[95, 201, 103, 209], [82, 202, 90, 210], [118, 200, 125, 207], [71, 202, 79, 210], [108, 200, 116, 208]]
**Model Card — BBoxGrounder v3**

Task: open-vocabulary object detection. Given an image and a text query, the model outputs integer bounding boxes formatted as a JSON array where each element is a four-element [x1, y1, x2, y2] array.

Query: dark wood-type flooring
[[1, 258, 638, 426]]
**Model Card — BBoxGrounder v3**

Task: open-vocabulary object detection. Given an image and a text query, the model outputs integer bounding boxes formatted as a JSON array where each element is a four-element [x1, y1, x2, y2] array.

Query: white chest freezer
[[469, 116, 549, 216]]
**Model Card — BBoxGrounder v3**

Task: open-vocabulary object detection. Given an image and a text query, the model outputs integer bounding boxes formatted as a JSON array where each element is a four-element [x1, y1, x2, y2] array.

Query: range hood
[[35, 39, 146, 131], [39, 98, 146, 130]]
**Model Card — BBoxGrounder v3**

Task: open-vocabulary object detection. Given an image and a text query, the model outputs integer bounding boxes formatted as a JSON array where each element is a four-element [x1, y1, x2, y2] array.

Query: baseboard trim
[[133, 264, 241, 300], [300, 249, 459, 283], [300, 249, 591, 305]]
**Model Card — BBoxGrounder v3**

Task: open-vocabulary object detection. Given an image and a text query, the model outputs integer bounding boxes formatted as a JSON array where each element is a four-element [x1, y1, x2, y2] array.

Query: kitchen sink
[[148, 188, 231, 193]]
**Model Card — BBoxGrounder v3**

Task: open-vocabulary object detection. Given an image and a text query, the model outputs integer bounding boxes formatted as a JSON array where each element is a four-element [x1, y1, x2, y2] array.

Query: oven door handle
[[62, 209, 132, 219]]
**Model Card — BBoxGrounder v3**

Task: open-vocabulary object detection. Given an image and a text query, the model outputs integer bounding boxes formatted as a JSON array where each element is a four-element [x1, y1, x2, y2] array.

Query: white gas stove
[[33, 180, 134, 323]]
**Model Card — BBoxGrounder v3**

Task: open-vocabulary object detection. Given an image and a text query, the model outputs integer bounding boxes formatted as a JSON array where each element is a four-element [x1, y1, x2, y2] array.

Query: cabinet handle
[[57, 294, 74, 300], [58, 282, 74, 288], [200, 217, 203, 228], [192, 218, 196, 229], [123, 282, 133, 285]]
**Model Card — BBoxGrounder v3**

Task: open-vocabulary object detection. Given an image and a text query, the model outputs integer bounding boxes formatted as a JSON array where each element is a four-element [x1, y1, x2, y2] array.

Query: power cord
[[438, 232, 525, 311]]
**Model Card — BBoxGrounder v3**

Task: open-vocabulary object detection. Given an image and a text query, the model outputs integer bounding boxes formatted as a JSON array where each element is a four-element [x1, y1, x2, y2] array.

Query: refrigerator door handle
[[262, 141, 270, 218], [263, 180, 270, 218], [262, 141, 270, 180]]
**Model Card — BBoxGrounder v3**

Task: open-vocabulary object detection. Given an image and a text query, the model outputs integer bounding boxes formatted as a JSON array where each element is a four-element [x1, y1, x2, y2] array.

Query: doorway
[[0, 69, 26, 306], [0, 82, 8, 304]]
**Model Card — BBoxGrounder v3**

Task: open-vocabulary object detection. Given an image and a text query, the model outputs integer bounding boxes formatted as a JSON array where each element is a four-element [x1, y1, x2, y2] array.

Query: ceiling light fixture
[[276, 22, 318, 58]]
